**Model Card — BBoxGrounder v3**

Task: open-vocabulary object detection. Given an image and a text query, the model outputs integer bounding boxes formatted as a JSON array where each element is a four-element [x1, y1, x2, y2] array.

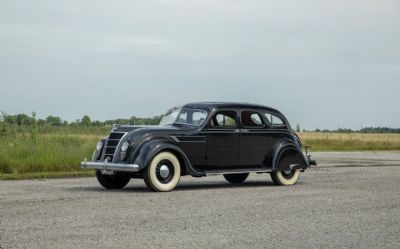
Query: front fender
[[271, 139, 309, 172], [129, 139, 205, 177]]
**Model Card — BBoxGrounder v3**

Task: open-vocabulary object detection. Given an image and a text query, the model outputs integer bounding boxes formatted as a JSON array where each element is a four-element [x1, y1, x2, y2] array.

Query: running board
[[204, 168, 272, 176]]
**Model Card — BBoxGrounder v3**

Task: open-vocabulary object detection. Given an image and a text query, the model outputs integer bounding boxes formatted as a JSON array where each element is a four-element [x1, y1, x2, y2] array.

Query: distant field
[[298, 132, 400, 151], [1, 127, 400, 179]]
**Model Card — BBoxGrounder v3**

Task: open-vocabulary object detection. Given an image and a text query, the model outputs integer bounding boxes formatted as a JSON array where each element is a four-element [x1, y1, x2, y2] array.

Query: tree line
[[0, 112, 162, 127], [300, 126, 400, 133]]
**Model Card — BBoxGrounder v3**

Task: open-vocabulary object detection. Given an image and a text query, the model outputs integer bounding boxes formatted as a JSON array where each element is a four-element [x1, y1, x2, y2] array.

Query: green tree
[[296, 124, 301, 132], [4, 114, 16, 125], [81, 115, 91, 126], [46, 116, 62, 126], [16, 114, 34, 126]]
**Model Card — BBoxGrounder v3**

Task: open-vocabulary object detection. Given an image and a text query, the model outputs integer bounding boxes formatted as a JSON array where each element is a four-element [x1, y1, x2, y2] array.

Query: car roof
[[182, 102, 282, 114]]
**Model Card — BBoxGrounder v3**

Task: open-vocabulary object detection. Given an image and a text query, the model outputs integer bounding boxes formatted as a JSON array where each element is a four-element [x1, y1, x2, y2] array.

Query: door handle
[[233, 129, 240, 133], [241, 129, 249, 133]]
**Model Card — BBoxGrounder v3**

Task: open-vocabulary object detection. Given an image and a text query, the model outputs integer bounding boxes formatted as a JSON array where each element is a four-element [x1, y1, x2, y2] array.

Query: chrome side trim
[[81, 159, 140, 173], [205, 169, 271, 176], [170, 136, 206, 143]]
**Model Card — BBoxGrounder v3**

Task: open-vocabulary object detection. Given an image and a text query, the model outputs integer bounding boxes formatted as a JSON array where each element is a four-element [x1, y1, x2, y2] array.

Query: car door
[[238, 110, 271, 167], [202, 110, 240, 170], [174, 109, 208, 168]]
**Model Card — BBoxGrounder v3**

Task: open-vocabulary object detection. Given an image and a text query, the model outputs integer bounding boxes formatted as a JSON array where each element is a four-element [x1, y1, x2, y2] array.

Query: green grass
[[0, 134, 99, 174], [0, 127, 106, 177]]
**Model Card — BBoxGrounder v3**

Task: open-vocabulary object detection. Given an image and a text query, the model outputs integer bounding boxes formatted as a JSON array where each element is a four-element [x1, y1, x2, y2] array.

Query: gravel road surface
[[1, 152, 400, 249]]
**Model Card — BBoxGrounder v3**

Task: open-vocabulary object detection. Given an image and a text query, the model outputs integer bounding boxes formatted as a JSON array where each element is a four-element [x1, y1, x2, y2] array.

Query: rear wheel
[[223, 173, 249, 184], [270, 169, 300, 186], [96, 170, 131, 189], [143, 152, 181, 192]]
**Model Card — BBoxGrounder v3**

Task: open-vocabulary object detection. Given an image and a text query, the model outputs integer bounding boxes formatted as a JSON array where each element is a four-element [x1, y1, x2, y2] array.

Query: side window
[[192, 111, 207, 125], [210, 111, 237, 128], [241, 111, 264, 127], [176, 110, 188, 123], [264, 113, 285, 127], [174, 109, 208, 126]]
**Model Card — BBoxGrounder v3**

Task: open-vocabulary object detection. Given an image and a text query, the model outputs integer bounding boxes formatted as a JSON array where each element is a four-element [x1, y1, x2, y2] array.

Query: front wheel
[[223, 173, 249, 184], [96, 170, 131, 189], [270, 169, 300, 186], [143, 152, 181, 192]]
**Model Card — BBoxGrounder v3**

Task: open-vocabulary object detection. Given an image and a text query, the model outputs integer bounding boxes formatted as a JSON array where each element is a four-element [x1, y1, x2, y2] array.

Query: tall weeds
[[0, 125, 106, 174]]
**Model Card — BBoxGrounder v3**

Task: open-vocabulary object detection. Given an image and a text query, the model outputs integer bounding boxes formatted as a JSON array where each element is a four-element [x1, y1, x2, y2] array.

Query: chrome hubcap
[[281, 170, 295, 179], [284, 170, 292, 175], [159, 165, 170, 179]]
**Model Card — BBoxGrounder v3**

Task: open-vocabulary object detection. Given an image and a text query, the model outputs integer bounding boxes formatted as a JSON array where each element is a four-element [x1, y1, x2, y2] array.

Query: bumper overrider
[[305, 147, 317, 166], [80, 159, 140, 173]]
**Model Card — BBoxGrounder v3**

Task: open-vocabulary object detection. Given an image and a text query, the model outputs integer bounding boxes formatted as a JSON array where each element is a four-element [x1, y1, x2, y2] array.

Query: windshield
[[159, 108, 208, 126]]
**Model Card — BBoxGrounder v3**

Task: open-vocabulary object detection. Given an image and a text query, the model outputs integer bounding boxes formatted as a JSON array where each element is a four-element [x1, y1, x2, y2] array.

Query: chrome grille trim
[[101, 132, 128, 162]]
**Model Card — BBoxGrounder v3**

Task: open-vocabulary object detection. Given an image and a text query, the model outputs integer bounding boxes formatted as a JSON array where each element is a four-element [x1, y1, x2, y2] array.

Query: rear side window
[[265, 113, 286, 127], [241, 111, 264, 127], [210, 111, 237, 128]]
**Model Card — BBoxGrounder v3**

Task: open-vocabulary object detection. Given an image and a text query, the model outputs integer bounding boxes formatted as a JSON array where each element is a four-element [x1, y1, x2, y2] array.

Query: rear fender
[[271, 139, 309, 172]]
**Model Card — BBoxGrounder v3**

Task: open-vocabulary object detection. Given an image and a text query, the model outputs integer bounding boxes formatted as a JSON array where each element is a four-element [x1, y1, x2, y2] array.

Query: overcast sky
[[0, 0, 399, 130]]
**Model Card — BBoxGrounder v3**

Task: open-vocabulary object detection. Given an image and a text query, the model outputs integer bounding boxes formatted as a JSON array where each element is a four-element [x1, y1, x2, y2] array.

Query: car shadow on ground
[[173, 181, 277, 192], [69, 180, 279, 193]]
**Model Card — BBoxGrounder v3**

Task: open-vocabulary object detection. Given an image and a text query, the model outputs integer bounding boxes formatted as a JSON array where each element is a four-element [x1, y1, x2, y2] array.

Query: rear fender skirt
[[130, 139, 205, 177], [271, 139, 309, 172]]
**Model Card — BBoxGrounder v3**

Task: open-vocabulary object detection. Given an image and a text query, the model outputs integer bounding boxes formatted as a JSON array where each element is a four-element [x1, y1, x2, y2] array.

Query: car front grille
[[102, 132, 127, 162]]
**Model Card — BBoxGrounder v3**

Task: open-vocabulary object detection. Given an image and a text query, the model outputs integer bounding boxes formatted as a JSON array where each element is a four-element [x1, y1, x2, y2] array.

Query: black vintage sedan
[[81, 102, 316, 192]]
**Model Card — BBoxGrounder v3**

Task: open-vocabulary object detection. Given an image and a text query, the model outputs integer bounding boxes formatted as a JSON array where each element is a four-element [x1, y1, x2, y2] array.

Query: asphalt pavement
[[1, 152, 399, 249]]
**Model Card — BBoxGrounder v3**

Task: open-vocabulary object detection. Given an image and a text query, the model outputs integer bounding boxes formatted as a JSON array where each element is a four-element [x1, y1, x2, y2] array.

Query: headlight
[[121, 141, 129, 152], [96, 141, 104, 151]]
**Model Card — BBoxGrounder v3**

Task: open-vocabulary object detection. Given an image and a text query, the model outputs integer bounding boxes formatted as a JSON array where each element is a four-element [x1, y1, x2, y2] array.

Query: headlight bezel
[[96, 141, 104, 151], [120, 141, 130, 152]]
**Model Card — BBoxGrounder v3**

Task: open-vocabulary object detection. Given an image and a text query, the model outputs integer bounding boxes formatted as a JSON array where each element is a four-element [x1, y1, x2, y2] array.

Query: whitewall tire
[[270, 169, 300, 186], [144, 152, 181, 192]]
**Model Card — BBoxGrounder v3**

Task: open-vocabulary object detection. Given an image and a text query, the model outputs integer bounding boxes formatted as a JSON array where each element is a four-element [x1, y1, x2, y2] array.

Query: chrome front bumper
[[80, 159, 140, 173]]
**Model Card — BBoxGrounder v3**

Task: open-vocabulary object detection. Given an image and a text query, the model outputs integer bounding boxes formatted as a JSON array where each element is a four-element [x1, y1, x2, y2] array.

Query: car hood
[[112, 124, 197, 143]]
